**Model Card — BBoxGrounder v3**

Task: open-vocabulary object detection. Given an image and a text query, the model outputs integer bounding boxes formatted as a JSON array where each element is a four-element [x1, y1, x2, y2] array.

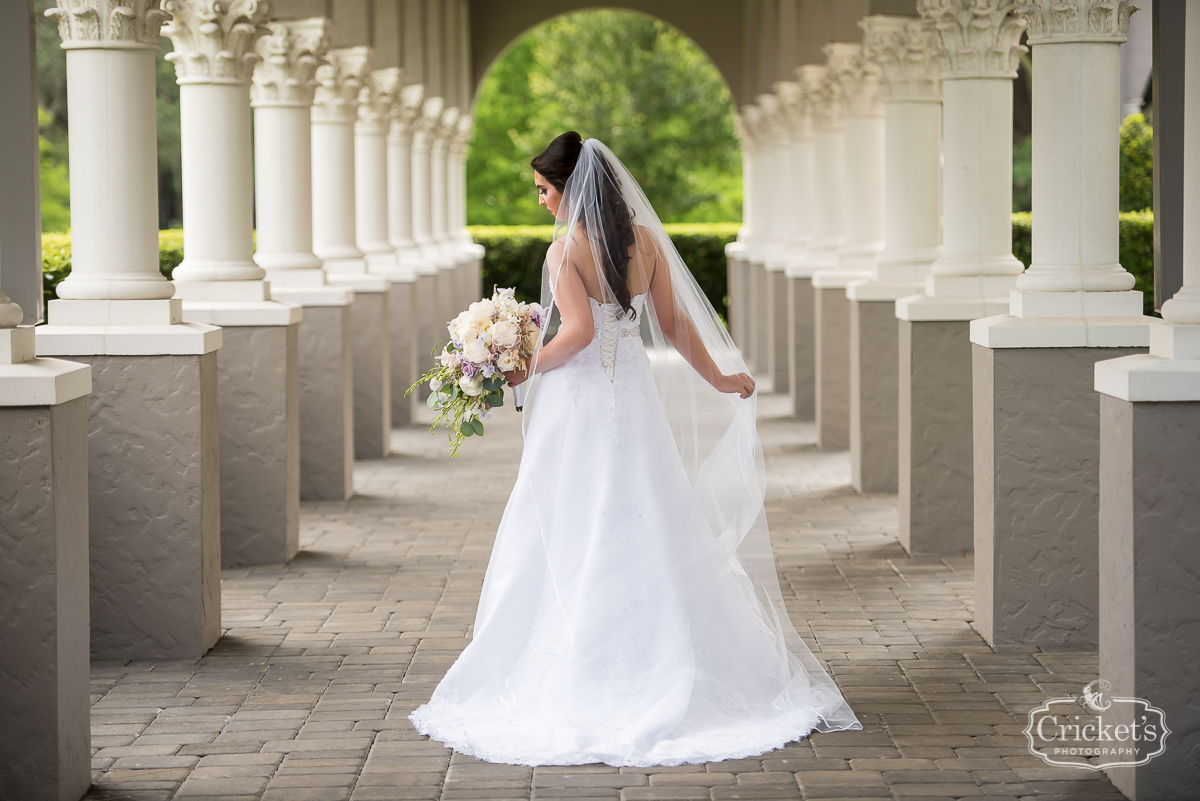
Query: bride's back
[[565, 223, 659, 306]]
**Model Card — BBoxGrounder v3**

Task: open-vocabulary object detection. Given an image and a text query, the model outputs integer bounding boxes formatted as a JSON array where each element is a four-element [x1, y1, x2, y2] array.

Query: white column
[[313, 46, 370, 274], [775, 80, 811, 269], [251, 19, 337, 286], [801, 65, 843, 271], [412, 97, 440, 256], [357, 67, 400, 272], [899, 1, 1025, 322], [251, 19, 356, 501], [1094, 7, 1200, 794], [164, 0, 304, 569], [823, 43, 884, 281], [37, 0, 222, 661], [970, 0, 1158, 651], [377, 83, 425, 428], [853, 16, 942, 295]]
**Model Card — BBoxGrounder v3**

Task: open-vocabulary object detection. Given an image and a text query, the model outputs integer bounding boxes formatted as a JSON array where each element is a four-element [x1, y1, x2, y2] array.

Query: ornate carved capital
[[388, 82, 425, 142], [1015, 0, 1137, 43], [250, 17, 328, 106], [918, 0, 1027, 78], [313, 46, 371, 123], [412, 96, 444, 148], [774, 80, 811, 139], [825, 43, 881, 117], [735, 104, 762, 149], [162, 0, 271, 84], [46, 0, 171, 50], [357, 67, 400, 134], [862, 15, 942, 100], [797, 64, 840, 129], [756, 93, 790, 144]]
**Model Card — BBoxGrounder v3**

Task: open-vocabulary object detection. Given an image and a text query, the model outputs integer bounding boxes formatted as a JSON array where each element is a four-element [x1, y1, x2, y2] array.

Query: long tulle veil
[[518, 138, 860, 734]]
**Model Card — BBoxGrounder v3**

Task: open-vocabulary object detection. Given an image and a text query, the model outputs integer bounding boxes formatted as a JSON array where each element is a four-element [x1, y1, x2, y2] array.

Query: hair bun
[[530, 132, 584, 191]]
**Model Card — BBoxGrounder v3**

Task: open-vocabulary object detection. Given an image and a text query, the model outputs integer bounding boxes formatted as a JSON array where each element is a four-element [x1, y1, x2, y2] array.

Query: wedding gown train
[[409, 292, 861, 767]]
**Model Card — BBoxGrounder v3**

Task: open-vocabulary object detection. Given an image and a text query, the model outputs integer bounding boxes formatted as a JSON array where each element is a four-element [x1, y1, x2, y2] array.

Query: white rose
[[471, 299, 496, 319], [458, 374, 484, 396], [497, 350, 521, 372], [438, 349, 459, 367], [463, 338, 490, 364], [491, 320, 520, 348]]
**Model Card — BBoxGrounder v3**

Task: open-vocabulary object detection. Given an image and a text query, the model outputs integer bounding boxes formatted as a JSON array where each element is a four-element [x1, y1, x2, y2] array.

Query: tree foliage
[[1119, 113, 1153, 213], [467, 10, 742, 225]]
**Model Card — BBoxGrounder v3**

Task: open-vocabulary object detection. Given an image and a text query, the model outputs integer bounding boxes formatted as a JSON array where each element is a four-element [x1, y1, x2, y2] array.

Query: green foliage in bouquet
[[406, 344, 507, 457]]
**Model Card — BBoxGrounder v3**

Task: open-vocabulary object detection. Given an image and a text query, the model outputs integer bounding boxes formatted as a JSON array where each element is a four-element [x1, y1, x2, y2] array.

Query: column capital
[[798, 64, 841, 129], [46, 0, 170, 50], [251, 17, 329, 106], [825, 42, 882, 118], [918, 0, 1027, 79], [862, 15, 943, 101], [388, 83, 425, 142], [736, 104, 764, 148], [774, 80, 812, 139], [162, 0, 271, 85], [358, 67, 400, 135], [453, 113, 474, 147], [756, 93, 789, 143], [313, 46, 371, 123], [1015, 0, 1137, 44]]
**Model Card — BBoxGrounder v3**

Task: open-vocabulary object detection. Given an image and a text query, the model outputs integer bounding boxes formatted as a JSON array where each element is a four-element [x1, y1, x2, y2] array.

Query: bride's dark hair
[[531, 131, 638, 317]]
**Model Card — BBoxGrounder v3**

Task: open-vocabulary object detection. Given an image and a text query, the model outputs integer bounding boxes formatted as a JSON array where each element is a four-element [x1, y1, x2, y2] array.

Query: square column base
[[727, 254, 743, 350], [814, 285, 850, 450], [0, 386, 90, 800], [1099, 394, 1200, 799], [214, 324, 301, 567], [849, 299, 900, 494], [753, 261, 769, 372], [351, 288, 391, 459], [76, 351, 222, 659], [384, 279, 417, 427], [788, 275, 815, 421], [768, 269, 789, 393], [898, 319, 974, 555], [297, 305, 355, 502], [972, 342, 1145, 650], [415, 274, 439, 401]]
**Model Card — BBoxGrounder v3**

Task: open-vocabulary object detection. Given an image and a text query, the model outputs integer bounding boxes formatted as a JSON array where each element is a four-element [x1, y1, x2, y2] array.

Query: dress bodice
[[589, 292, 648, 381]]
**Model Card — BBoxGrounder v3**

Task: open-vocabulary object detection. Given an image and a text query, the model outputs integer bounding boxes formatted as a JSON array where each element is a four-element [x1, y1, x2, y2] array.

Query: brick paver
[[81, 396, 1123, 801]]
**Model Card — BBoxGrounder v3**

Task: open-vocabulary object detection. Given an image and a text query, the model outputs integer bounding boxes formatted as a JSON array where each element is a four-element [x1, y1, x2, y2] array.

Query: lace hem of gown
[[408, 701, 824, 768]]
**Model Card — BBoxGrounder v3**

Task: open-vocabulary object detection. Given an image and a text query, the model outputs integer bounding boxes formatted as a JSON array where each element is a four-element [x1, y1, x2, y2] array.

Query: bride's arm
[[524, 240, 594, 375], [648, 240, 755, 399]]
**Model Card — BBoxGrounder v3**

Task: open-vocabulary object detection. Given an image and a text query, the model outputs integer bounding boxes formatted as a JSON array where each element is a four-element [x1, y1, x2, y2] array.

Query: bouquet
[[407, 286, 545, 456]]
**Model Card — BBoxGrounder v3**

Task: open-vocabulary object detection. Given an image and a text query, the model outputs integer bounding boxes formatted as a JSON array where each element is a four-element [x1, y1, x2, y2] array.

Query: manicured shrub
[[42, 219, 1158, 319], [1120, 113, 1153, 213]]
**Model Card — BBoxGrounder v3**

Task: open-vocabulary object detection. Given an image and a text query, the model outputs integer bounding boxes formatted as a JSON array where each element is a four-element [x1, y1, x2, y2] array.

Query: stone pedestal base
[[415, 272, 438, 401], [768, 269, 789, 393], [0, 381, 91, 800], [78, 352, 222, 659], [327, 277, 391, 460], [385, 278, 417, 427], [727, 253, 744, 351], [849, 299, 899, 493], [814, 285, 850, 449], [972, 343, 1144, 649], [214, 325, 300, 567], [753, 261, 769, 375], [1099, 394, 1200, 799], [898, 319, 974, 554], [297, 305, 355, 501], [787, 275, 814, 421]]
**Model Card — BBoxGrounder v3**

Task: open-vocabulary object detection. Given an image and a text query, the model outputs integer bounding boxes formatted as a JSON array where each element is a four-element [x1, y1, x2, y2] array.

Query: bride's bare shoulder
[[632, 224, 664, 256]]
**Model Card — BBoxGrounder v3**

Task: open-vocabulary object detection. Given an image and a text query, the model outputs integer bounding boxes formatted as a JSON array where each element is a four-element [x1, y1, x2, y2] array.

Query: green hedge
[[41, 218, 1158, 318], [1010, 211, 1155, 316], [41, 229, 184, 306], [468, 223, 741, 320]]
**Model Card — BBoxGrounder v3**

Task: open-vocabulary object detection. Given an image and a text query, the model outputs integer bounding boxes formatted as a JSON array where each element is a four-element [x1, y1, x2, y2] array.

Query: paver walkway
[[83, 396, 1124, 801]]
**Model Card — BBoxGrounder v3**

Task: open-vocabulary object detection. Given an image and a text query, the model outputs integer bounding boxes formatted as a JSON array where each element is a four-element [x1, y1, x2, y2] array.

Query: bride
[[409, 132, 860, 767]]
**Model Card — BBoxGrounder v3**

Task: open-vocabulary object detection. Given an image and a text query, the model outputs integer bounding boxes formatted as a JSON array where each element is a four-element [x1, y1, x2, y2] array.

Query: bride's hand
[[504, 368, 528, 387], [716, 372, 755, 399]]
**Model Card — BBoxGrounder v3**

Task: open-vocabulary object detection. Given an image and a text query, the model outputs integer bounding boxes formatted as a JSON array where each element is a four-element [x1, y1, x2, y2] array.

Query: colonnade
[[0, 1, 479, 795], [730, 1, 1200, 794]]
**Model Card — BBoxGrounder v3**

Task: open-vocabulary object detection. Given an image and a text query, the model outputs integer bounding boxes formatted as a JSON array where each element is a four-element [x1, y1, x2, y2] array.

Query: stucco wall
[[973, 344, 1143, 650], [217, 324, 300, 567], [79, 353, 221, 660], [814, 286, 850, 449], [850, 299, 899, 494], [0, 397, 90, 800], [788, 275, 814, 421], [1099, 395, 1200, 800], [298, 305, 355, 501], [898, 319, 973, 555], [389, 281, 417, 428], [351, 291, 391, 459]]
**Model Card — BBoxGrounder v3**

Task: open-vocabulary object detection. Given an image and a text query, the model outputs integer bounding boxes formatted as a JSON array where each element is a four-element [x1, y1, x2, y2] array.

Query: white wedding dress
[[409, 288, 861, 766]]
